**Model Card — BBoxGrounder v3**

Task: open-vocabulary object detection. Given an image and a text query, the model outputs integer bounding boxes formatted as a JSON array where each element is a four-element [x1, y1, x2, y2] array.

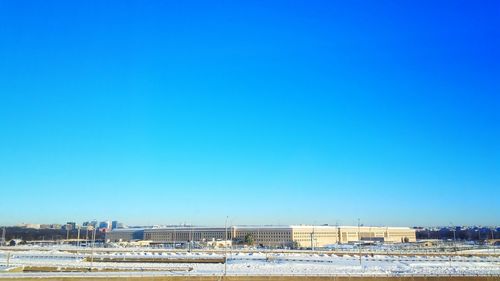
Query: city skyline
[[7, 220, 500, 229], [0, 1, 499, 227], [3, 218, 500, 229]]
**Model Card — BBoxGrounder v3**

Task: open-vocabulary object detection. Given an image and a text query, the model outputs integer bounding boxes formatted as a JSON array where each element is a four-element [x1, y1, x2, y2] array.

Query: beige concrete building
[[232, 226, 293, 247], [337, 226, 416, 244], [232, 226, 415, 248], [105, 228, 144, 242], [143, 227, 229, 243], [106, 225, 416, 247]]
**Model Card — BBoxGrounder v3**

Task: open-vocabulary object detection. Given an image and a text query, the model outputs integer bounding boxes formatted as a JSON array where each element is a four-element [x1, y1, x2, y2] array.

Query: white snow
[[0, 248, 499, 278]]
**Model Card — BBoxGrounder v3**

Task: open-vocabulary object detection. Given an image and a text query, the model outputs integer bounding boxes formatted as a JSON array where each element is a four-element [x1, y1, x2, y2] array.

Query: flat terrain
[[1, 245, 499, 279], [0, 276, 498, 281]]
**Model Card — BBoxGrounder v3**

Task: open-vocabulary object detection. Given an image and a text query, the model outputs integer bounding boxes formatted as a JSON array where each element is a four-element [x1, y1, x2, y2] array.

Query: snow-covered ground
[[2, 243, 497, 255], [0, 250, 499, 277]]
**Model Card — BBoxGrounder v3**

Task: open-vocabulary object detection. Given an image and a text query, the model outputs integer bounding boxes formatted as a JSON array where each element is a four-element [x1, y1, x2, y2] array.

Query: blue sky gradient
[[0, 1, 499, 226]]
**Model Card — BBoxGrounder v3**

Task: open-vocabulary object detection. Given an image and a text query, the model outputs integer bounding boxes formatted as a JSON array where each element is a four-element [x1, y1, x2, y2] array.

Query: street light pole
[[189, 224, 193, 253], [90, 225, 96, 271], [1, 227, 5, 246], [449, 222, 456, 252], [358, 218, 362, 266], [77, 227, 80, 248], [224, 216, 229, 276], [173, 227, 176, 249]]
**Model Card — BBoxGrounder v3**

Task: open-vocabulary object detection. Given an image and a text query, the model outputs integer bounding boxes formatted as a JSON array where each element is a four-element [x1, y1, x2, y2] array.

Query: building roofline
[[108, 225, 414, 232]]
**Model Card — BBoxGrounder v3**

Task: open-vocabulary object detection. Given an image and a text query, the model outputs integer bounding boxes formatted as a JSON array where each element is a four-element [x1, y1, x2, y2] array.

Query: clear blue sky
[[0, 1, 498, 227]]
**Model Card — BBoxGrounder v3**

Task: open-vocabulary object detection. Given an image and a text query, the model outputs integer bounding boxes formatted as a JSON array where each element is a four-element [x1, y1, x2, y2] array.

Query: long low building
[[105, 228, 144, 242], [106, 225, 416, 247]]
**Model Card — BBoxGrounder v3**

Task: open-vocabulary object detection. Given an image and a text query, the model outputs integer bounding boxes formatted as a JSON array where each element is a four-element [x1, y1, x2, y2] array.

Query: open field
[[1, 245, 499, 279], [2, 245, 499, 257], [0, 275, 498, 281]]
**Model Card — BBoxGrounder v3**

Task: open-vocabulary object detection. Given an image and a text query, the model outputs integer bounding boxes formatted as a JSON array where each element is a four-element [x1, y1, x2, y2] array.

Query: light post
[[90, 225, 97, 271], [257, 227, 260, 248], [310, 224, 316, 251], [224, 216, 229, 276], [173, 227, 176, 249], [229, 218, 234, 258], [66, 225, 70, 242], [358, 218, 362, 266], [1, 227, 6, 246], [188, 224, 193, 253], [77, 227, 81, 248], [449, 222, 456, 252]]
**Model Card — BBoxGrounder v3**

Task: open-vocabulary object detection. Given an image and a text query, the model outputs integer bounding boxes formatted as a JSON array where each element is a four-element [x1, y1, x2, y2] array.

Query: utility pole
[[450, 223, 456, 242], [257, 227, 260, 248], [229, 218, 234, 257], [188, 224, 193, 253], [335, 221, 340, 245], [449, 222, 456, 253], [173, 227, 176, 249], [90, 226, 96, 271], [1, 227, 5, 246], [224, 216, 229, 276], [358, 218, 362, 266], [77, 227, 81, 248], [311, 225, 315, 251], [225, 216, 228, 243]]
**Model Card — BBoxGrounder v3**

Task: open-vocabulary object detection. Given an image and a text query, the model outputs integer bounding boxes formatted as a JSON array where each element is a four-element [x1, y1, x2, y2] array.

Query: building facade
[[106, 225, 416, 247], [106, 228, 144, 242], [143, 227, 229, 243]]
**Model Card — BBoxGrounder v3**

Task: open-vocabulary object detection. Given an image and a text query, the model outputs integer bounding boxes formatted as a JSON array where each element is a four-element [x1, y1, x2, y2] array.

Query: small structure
[[485, 239, 500, 246], [8, 239, 23, 246], [204, 239, 232, 248], [114, 240, 152, 247], [416, 240, 439, 247]]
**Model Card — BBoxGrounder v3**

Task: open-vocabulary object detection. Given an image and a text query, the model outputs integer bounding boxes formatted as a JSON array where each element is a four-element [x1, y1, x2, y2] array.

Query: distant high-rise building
[[111, 221, 118, 230], [20, 223, 41, 229], [64, 222, 76, 231], [40, 224, 62, 229], [99, 221, 110, 230]]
